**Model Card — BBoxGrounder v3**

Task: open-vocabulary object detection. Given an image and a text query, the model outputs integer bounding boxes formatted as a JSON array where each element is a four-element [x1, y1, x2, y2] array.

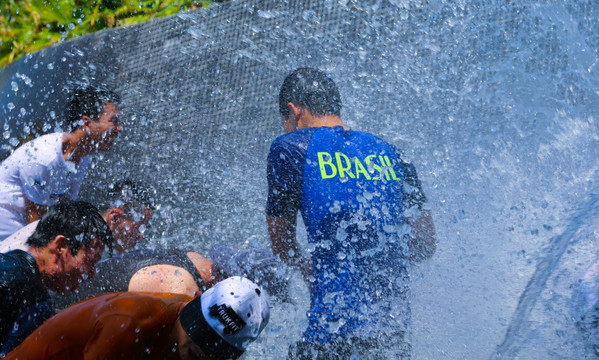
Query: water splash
[[491, 189, 599, 360]]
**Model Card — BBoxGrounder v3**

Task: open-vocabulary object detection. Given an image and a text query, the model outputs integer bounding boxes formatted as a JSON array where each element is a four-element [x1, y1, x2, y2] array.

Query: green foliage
[[0, 0, 218, 67]]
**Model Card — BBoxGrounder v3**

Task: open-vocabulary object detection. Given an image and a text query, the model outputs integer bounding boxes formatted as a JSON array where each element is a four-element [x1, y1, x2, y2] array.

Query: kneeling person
[[54, 245, 291, 310], [4, 276, 270, 360], [0, 179, 154, 255], [0, 201, 112, 356]]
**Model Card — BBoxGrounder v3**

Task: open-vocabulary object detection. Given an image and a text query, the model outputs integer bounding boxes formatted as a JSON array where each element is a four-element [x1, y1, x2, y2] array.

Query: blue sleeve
[[391, 145, 427, 211], [266, 137, 304, 218], [0, 301, 54, 357]]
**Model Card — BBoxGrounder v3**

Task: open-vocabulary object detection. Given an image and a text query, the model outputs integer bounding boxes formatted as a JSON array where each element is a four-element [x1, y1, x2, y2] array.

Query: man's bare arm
[[267, 215, 311, 283]]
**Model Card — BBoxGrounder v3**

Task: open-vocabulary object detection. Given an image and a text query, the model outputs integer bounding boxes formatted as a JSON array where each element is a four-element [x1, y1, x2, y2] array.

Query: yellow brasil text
[[317, 152, 402, 181]]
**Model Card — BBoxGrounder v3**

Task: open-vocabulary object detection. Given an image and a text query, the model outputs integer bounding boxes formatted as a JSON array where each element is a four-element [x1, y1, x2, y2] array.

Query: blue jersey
[[266, 126, 426, 342], [0, 250, 54, 356]]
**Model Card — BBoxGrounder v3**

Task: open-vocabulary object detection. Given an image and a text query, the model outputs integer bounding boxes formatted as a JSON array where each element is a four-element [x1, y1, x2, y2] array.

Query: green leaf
[[0, 0, 217, 67]]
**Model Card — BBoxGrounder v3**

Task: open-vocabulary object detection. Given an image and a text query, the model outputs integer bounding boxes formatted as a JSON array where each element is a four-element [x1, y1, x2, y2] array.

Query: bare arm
[[407, 209, 436, 263], [24, 197, 46, 224], [186, 251, 221, 288], [267, 215, 311, 283]]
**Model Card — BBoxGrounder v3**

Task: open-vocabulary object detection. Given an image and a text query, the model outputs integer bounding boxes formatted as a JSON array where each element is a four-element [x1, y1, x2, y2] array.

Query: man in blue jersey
[[266, 68, 436, 359]]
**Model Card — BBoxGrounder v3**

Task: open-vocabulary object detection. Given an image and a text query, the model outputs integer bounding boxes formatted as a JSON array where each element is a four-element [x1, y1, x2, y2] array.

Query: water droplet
[[11, 82, 18, 92], [16, 73, 32, 86], [302, 10, 320, 22], [329, 201, 341, 213], [336, 227, 347, 241], [383, 225, 396, 233], [7, 103, 15, 111], [257, 10, 281, 19]]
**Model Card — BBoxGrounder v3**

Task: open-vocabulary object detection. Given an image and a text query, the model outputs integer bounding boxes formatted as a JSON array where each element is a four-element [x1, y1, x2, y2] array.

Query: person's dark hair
[[65, 85, 121, 131], [26, 201, 113, 256], [97, 179, 155, 215], [278, 67, 342, 118]]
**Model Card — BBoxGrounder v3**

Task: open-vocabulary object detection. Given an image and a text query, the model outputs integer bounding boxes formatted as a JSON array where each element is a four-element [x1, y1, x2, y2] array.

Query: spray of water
[[491, 190, 599, 360]]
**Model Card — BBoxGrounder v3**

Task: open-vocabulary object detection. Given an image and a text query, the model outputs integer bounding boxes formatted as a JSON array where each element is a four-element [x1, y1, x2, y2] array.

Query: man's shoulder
[[356, 131, 406, 162], [272, 128, 317, 148], [0, 250, 31, 269], [8, 133, 63, 166], [0, 251, 39, 289], [95, 292, 190, 307], [352, 130, 398, 147], [87, 292, 189, 321], [16, 133, 62, 152], [268, 129, 317, 163], [0, 222, 37, 253]]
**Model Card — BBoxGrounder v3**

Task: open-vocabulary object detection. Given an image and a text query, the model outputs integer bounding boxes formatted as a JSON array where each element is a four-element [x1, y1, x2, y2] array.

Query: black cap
[[180, 297, 244, 360]]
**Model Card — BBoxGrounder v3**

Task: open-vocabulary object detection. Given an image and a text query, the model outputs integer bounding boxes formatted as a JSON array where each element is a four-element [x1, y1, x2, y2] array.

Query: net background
[[1, 1, 599, 358], [2, 0, 597, 244]]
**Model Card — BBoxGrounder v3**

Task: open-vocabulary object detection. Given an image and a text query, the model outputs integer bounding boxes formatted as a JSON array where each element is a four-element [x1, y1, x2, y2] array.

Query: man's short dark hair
[[26, 201, 113, 256], [278, 67, 342, 118], [65, 85, 120, 131], [97, 179, 155, 215]]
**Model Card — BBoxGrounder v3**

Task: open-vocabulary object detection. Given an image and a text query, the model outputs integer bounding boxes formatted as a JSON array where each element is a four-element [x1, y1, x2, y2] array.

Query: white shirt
[[0, 133, 90, 241], [0, 221, 37, 253]]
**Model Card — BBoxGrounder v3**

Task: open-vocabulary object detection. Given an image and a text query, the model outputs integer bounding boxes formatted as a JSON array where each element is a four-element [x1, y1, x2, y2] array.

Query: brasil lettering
[[317, 151, 402, 181]]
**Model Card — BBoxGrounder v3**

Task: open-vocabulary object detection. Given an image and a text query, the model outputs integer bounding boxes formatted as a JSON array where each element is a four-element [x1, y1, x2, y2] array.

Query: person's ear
[[50, 235, 68, 252], [48, 235, 69, 267], [77, 116, 94, 135], [81, 115, 93, 126], [104, 208, 124, 226], [288, 102, 302, 119]]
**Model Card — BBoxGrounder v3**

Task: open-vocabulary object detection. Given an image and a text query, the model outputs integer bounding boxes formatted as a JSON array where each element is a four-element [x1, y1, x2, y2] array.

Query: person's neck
[[304, 114, 349, 130], [62, 130, 95, 164], [27, 245, 52, 277]]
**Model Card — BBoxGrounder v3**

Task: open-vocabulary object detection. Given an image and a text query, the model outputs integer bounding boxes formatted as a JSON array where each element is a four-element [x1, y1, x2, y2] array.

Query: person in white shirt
[[0, 86, 121, 241], [0, 180, 153, 254]]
